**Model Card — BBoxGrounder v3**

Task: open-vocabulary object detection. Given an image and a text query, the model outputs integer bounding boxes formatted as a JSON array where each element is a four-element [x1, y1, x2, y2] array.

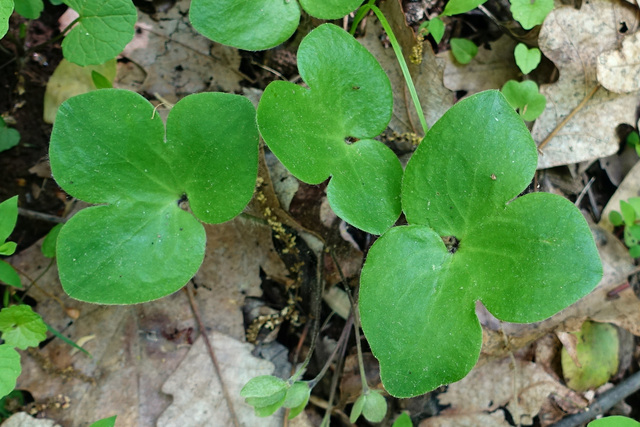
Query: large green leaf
[[13, 0, 42, 19], [359, 91, 602, 397], [49, 89, 259, 304], [0, 345, 20, 399], [0, 0, 13, 39], [257, 24, 400, 235], [189, 0, 363, 51], [0, 305, 47, 349], [61, 0, 136, 66]]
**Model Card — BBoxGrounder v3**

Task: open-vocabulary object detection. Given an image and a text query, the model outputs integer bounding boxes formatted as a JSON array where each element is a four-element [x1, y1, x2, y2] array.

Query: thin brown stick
[[184, 283, 240, 427], [17, 208, 66, 224], [538, 85, 600, 153]]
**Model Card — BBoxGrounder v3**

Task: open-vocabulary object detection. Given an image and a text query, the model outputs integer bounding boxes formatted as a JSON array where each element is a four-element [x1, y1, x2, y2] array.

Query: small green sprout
[[609, 198, 640, 257]]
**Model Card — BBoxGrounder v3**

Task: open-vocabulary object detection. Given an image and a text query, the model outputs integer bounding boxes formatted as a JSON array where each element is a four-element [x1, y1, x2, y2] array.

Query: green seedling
[[442, 0, 488, 16], [49, 89, 259, 304], [257, 24, 402, 235], [0, 118, 20, 153], [589, 416, 640, 427], [501, 80, 547, 121], [350, 389, 386, 423], [359, 90, 602, 397], [189, 0, 364, 51], [419, 18, 445, 44], [514, 43, 541, 75], [0, 305, 47, 399], [240, 376, 311, 418], [561, 321, 618, 391], [609, 198, 640, 257], [0, 196, 20, 289], [510, 0, 553, 30], [450, 38, 478, 64], [89, 415, 117, 427]]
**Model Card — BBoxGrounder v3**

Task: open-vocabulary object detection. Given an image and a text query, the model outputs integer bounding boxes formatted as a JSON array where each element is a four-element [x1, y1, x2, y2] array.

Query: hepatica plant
[[49, 89, 258, 304], [189, 0, 364, 51], [359, 90, 603, 397], [257, 24, 402, 235]]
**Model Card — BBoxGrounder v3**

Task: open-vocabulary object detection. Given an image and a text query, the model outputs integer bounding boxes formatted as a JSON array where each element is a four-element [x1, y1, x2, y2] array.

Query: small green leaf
[[0, 120, 20, 153], [41, 223, 63, 258], [629, 245, 640, 258], [514, 43, 541, 75], [0, 0, 13, 39], [13, 0, 42, 19], [450, 38, 478, 64], [589, 416, 640, 427], [442, 0, 487, 15], [627, 197, 640, 215], [0, 345, 20, 399], [0, 242, 16, 256], [620, 200, 636, 226], [393, 412, 413, 427], [254, 397, 286, 417], [501, 80, 546, 121], [241, 375, 288, 408], [421, 18, 445, 44], [0, 261, 20, 288], [89, 415, 117, 427], [360, 91, 602, 398], [609, 210, 624, 226], [283, 381, 310, 419], [510, 0, 553, 30], [626, 131, 639, 146], [91, 70, 112, 89], [50, 89, 259, 304], [0, 196, 18, 244], [362, 390, 387, 423], [350, 394, 365, 423], [561, 321, 619, 391], [61, 0, 137, 66], [624, 226, 640, 247], [257, 24, 401, 235], [0, 305, 47, 349]]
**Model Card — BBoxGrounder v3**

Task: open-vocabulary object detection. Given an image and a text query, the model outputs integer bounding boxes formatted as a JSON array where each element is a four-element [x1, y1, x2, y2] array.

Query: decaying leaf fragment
[[597, 30, 640, 93]]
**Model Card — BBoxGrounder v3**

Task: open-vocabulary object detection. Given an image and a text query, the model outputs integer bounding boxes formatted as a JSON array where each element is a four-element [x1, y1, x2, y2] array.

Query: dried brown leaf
[[597, 30, 640, 93]]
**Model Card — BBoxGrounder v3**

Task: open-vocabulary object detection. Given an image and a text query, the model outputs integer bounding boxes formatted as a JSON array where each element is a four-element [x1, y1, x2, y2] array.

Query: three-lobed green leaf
[[501, 80, 546, 121], [257, 24, 401, 235], [190, 0, 363, 51], [0, 305, 47, 350], [61, 0, 137, 66], [359, 91, 602, 397], [50, 89, 259, 304]]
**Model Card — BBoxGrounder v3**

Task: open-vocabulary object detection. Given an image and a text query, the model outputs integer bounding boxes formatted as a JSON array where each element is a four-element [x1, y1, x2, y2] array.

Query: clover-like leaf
[[501, 80, 546, 121], [49, 89, 258, 304], [189, 0, 363, 51], [359, 90, 602, 397], [14, 0, 42, 19], [257, 24, 400, 235], [0, 345, 20, 399], [0, 0, 13, 39], [0, 305, 47, 349], [510, 0, 553, 30], [514, 43, 541, 75], [61, 0, 137, 66]]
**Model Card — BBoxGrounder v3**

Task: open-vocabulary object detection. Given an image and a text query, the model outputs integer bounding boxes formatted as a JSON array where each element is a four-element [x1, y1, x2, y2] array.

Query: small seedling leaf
[[61, 0, 137, 66], [89, 415, 117, 427], [257, 24, 401, 235], [350, 394, 365, 423], [0, 305, 47, 349], [41, 223, 63, 258], [422, 18, 445, 44], [393, 412, 413, 427], [442, 0, 487, 16], [241, 375, 288, 410], [0, 260, 20, 288], [609, 210, 624, 226], [0, 0, 13, 39], [0, 119, 20, 153], [362, 390, 387, 423], [510, 0, 553, 30], [0, 345, 20, 399], [514, 43, 541, 75], [630, 245, 640, 258], [501, 80, 546, 121], [561, 321, 619, 391], [589, 416, 640, 427], [0, 196, 18, 244], [13, 0, 42, 19], [627, 131, 640, 146], [0, 242, 16, 256], [50, 89, 258, 304], [283, 381, 310, 419], [450, 38, 478, 64], [620, 200, 636, 226], [299, 0, 364, 20], [360, 91, 602, 397]]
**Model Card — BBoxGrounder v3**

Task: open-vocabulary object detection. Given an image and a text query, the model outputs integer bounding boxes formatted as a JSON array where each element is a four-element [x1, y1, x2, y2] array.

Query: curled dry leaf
[[597, 30, 640, 93], [532, 0, 640, 169]]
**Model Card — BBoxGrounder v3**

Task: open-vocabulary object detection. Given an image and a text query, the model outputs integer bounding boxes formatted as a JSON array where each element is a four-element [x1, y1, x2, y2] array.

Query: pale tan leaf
[[597, 30, 640, 93]]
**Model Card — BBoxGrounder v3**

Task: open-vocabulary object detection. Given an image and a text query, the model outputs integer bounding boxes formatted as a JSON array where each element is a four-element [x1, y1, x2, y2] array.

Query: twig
[[574, 176, 595, 207], [550, 369, 640, 427], [538, 85, 601, 153], [184, 283, 240, 427], [18, 208, 65, 224]]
